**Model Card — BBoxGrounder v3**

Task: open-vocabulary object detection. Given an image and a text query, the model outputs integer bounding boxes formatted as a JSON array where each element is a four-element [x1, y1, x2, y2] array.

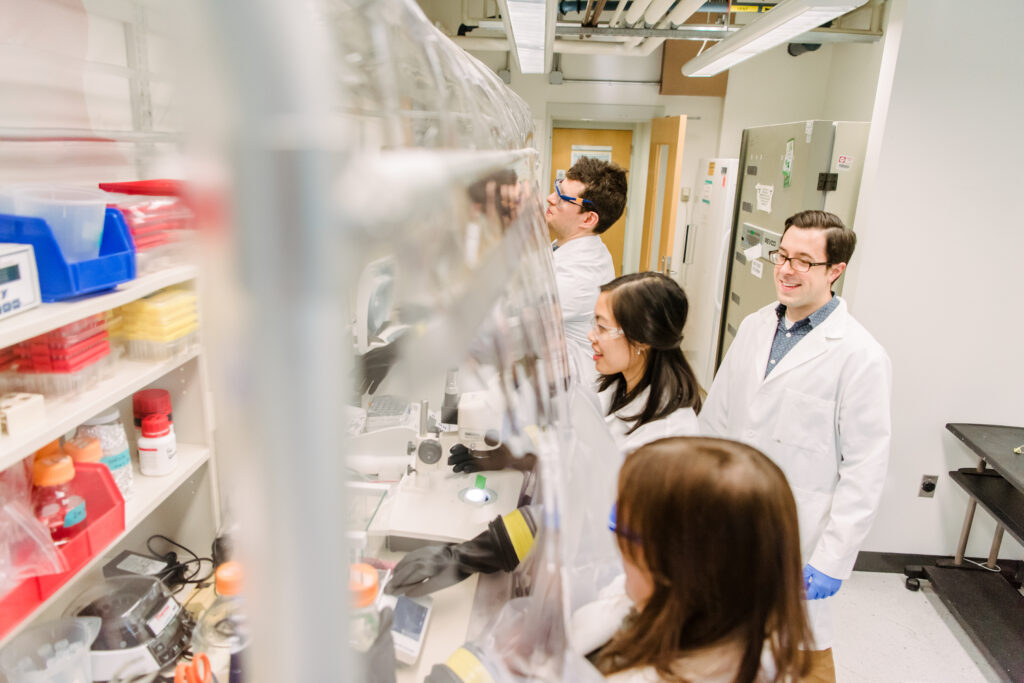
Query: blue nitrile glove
[[803, 564, 842, 599]]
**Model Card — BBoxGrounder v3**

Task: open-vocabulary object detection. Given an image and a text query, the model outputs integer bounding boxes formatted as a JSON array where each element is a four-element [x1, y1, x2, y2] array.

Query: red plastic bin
[[0, 462, 126, 640]]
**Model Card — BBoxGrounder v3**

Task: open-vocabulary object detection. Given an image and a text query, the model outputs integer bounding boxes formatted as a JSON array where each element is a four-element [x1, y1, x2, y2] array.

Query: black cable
[[146, 534, 215, 590]]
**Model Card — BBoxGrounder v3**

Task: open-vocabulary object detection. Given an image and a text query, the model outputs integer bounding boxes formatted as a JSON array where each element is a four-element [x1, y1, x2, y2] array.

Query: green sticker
[[475, 474, 486, 489]]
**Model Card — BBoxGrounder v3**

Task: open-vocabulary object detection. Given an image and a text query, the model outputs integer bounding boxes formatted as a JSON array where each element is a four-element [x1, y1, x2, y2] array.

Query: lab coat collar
[[758, 297, 849, 384], [552, 233, 602, 255]]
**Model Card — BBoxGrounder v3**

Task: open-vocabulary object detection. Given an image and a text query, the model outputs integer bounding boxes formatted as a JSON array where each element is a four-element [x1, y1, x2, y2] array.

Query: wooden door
[[550, 127, 633, 276], [639, 115, 687, 274]]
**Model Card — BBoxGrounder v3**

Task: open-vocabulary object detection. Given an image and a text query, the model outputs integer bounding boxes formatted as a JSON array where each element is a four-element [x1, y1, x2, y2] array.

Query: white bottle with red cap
[[137, 413, 177, 476]]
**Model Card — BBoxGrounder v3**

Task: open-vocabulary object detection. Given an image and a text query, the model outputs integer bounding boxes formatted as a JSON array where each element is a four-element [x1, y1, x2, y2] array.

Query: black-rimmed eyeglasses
[[768, 250, 829, 273]]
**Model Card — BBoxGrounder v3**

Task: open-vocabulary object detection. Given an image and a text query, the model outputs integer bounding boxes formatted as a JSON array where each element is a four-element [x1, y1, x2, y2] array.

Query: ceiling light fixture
[[505, 0, 546, 74], [681, 0, 867, 77]]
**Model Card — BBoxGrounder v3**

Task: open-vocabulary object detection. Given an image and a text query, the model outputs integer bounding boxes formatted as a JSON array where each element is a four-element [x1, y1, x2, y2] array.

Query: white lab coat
[[698, 298, 891, 649], [599, 384, 700, 456], [553, 235, 615, 387]]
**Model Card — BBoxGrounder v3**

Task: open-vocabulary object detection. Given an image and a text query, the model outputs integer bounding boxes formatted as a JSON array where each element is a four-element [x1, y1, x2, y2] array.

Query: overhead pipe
[[635, 0, 708, 55], [623, 0, 656, 26], [557, 1, 778, 14]]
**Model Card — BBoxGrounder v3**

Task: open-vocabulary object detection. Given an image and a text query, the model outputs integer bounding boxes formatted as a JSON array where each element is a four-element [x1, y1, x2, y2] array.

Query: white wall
[[717, 43, 832, 158], [845, 0, 1024, 559], [717, 35, 886, 158]]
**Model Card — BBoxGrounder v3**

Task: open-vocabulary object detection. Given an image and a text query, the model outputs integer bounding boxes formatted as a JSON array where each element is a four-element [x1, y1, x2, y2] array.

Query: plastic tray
[[0, 355, 114, 397], [119, 289, 196, 319], [123, 317, 197, 343], [126, 331, 196, 361], [29, 315, 107, 347], [0, 462, 126, 641], [0, 208, 136, 302], [15, 337, 110, 373]]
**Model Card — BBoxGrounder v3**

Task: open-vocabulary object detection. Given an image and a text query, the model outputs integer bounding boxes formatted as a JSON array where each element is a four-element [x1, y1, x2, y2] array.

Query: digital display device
[[0, 263, 19, 285], [393, 596, 428, 638]]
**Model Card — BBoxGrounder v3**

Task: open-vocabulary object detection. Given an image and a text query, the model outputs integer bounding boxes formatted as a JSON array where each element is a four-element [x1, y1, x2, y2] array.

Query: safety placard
[[836, 154, 853, 171]]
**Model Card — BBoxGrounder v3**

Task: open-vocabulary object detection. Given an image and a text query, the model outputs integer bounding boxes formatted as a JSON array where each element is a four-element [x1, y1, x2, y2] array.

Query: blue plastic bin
[[0, 208, 136, 301]]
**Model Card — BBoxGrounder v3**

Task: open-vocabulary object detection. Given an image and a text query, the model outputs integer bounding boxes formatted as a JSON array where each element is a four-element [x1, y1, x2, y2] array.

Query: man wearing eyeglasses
[[545, 157, 627, 386], [699, 209, 892, 683]]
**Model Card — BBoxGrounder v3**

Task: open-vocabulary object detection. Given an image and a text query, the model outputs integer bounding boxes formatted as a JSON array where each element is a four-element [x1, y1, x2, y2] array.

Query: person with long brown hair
[[596, 437, 812, 683]]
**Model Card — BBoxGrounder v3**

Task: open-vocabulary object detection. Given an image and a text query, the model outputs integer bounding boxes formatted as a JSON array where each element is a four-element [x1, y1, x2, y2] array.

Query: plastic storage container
[[0, 616, 101, 683], [118, 288, 197, 361], [31, 455, 87, 546], [10, 185, 107, 263], [101, 193, 196, 275], [0, 462, 125, 641], [75, 409, 133, 501], [132, 388, 173, 428], [348, 563, 380, 653], [0, 207, 136, 302], [192, 562, 248, 683], [0, 315, 114, 397]]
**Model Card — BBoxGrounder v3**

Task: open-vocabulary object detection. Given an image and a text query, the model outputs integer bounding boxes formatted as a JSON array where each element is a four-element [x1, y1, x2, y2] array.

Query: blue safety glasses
[[608, 503, 641, 544], [554, 179, 594, 209]]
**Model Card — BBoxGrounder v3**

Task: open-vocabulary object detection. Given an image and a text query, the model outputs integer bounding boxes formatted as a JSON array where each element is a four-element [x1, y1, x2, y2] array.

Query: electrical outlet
[[919, 475, 938, 497]]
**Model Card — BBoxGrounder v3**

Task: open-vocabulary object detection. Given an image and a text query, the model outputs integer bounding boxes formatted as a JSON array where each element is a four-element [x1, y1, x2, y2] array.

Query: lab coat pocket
[[772, 389, 837, 491]]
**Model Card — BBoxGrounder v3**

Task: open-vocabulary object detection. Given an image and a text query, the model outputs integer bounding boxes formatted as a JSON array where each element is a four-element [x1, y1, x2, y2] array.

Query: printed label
[[751, 260, 764, 278], [755, 184, 774, 213], [836, 154, 853, 170], [147, 598, 180, 636], [64, 502, 86, 528], [102, 448, 131, 471], [117, 554, 168, 576]]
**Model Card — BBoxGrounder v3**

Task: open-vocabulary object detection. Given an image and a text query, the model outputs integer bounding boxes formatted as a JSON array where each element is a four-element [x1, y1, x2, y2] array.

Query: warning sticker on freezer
[[708, 161, 716, 176], [755, 184, 774, 213], [836, 154, 853, 170], [751, 259, 764, 279]]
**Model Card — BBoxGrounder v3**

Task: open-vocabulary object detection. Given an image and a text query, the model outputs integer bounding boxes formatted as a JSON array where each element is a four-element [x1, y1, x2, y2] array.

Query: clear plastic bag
[[0, 499, 70, 599]]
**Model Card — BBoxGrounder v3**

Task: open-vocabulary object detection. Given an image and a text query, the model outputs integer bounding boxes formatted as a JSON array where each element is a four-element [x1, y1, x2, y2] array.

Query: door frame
[[545, 104, 665, 275]]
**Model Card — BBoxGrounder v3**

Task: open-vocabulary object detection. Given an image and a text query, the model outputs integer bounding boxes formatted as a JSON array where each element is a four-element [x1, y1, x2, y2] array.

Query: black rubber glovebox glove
[[385, 505, 539, 598]]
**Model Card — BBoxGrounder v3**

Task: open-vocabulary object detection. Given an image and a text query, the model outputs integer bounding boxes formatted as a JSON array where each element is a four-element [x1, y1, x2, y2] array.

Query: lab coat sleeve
[[697, 319, 748, 437], [808, 347, 893, 579]]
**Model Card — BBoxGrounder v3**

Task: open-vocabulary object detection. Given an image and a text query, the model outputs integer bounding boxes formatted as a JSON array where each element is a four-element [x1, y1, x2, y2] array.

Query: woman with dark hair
[[590, 272, 703, 452], [597, 437, 813, 683]]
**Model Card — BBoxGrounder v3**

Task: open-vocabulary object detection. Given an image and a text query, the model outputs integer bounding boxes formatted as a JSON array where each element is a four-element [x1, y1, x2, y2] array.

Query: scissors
[[174, 653, 211, 683]]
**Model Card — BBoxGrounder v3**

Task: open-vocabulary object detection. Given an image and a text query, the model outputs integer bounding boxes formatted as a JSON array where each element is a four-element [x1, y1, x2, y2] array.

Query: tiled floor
[[832, 571, 1003, 682]]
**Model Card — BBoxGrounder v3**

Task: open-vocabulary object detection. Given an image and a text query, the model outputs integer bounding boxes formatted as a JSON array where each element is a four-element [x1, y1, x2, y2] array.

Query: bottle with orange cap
[[350, 563, 382, 653], [192, 561, 249, 683], [31, 453, 86, 545]]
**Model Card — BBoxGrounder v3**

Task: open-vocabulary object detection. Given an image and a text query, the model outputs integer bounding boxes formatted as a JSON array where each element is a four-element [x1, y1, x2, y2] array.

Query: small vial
[[137, 414, 177, 476]]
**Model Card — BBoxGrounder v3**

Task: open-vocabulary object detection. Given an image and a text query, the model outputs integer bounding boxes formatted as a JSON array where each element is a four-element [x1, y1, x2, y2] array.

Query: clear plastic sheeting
[[344, 146, 624, 681], [322, 0, 534, 152]]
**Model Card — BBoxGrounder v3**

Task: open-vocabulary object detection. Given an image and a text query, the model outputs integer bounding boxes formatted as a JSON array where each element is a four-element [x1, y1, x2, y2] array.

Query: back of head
[[566, 157, 627, 234], [598, 437, 811, 683], [783, 210, 857, 265], [598, 272, 702, 424]]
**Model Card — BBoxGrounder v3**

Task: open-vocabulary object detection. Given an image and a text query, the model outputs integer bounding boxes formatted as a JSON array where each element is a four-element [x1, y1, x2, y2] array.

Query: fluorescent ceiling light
[[506, 0, 546, 74], [682, 0, 867, 77]]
